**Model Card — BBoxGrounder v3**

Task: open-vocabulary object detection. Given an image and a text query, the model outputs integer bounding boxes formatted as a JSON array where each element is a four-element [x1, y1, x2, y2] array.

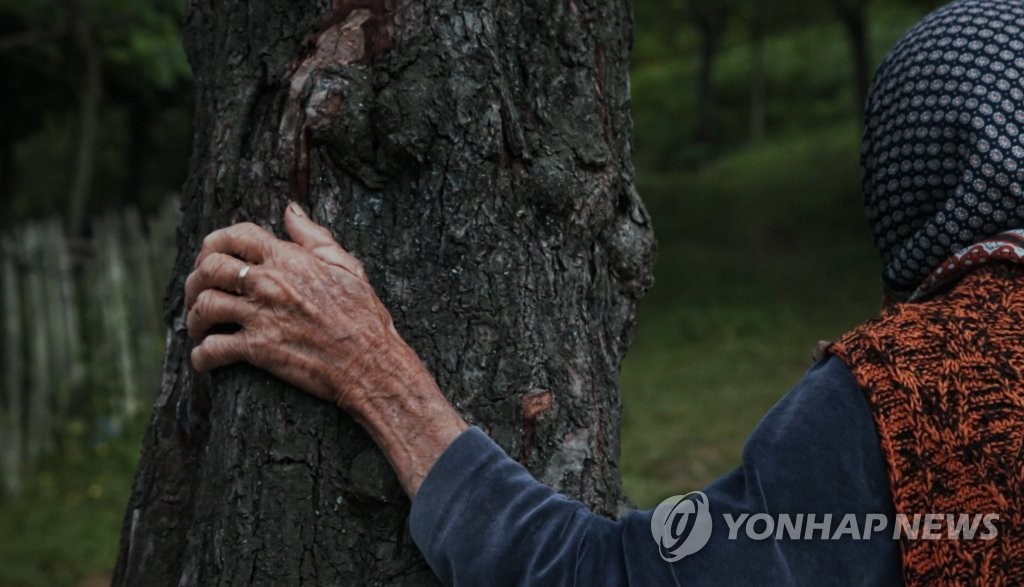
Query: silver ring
[[236, 264, 251, 294]]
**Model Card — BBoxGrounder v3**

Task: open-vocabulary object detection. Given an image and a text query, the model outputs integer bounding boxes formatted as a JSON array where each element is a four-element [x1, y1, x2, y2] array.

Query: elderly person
[[185, 1, 1023, 584]]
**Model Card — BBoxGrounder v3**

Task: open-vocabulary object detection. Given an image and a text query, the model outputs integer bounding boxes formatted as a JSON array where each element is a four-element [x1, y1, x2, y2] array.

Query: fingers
[[195, 222, 277, 269], [185, 252, 250, 309], [186, 289, 255, 340], [191, 333, 247, 373], [284, 202, 367, 280]]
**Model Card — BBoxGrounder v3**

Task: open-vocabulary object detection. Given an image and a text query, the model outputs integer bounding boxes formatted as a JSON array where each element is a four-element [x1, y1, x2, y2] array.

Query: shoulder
[[743, 356, 866, 453]]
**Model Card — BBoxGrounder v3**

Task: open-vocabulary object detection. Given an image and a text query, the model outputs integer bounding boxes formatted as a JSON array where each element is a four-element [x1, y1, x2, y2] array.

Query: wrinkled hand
[[186, 202, 468, 496], [185, 202, 419, 411]]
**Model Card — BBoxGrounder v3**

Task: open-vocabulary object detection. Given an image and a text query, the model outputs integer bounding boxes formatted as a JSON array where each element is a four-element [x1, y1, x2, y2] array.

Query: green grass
[[0, 121, 887, 584], [0, 418, 144, 587], [620, 121, 884, 507]]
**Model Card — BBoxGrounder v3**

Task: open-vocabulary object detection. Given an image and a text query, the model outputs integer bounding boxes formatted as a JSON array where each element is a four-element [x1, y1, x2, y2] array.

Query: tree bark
[[113, 1, 655, 585]]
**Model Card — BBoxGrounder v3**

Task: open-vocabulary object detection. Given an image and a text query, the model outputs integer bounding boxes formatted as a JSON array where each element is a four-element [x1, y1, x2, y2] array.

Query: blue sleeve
[[409, 357, 903, 586]]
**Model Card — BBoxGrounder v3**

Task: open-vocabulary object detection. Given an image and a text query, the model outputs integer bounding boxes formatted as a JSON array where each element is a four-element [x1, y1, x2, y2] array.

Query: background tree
[[0, 0, 190, 231], [830, 0, 871, 117], [66, 0, 101, 236], [687, 0, 735, 144], [111, 0, 655, 584], [746, 0, 767, 144]]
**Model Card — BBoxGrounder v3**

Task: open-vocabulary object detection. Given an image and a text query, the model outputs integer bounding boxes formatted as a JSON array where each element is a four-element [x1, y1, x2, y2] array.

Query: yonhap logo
[[651, 491, 713, 562], [650, 490, 999, 563]]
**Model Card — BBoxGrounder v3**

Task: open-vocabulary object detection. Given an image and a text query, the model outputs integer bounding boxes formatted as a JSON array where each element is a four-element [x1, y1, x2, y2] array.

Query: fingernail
[[289, 201, 306, 217]]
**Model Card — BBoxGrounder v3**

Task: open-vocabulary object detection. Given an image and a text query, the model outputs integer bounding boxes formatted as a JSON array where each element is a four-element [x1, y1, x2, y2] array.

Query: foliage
[[0, 0, 191, 225], [93, 0, 189, 89], [0, 0, 188, 89], [630, 1, 938, 170]]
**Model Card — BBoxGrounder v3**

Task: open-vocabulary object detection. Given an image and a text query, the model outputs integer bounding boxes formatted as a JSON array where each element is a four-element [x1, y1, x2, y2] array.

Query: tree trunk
[[689, 0, 729, 144], [121, 106, 150, 208], [113, 1, 655, 585], [832, 0, 870, 118], [748, 0, 766, 144], [0, 131, 13, 212], [67, 0, 101, 237], [695, 27, 720, 143]]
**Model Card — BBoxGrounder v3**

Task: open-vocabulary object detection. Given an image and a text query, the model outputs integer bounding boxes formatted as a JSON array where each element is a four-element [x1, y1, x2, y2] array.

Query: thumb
[[284, 202, 367, 280]]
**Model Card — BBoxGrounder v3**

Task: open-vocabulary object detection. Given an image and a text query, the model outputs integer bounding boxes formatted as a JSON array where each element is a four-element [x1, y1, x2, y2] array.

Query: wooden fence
[[0, 201, 179, 495]]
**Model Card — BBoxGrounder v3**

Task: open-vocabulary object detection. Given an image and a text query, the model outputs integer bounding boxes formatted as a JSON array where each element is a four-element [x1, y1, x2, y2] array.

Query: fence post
[[99, 216, 138, 417], [1, 238, 24, 495], [54, 219, 84, 392], [1, 202, 180, 494], [24, 225, 54, 462], [41, 220, 74, 420]]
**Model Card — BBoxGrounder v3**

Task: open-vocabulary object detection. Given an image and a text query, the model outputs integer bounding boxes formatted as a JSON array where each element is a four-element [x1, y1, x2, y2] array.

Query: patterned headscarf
[[862, 0, 1024, 302]]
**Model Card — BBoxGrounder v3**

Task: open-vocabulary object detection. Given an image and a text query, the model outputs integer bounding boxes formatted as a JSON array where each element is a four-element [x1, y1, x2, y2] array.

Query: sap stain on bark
[[281, 9, 375, 204], [518, 388, 554, 464]]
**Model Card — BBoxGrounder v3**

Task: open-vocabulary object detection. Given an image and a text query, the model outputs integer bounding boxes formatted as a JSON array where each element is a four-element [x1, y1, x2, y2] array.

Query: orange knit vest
[[829, 263, 1024, 585]]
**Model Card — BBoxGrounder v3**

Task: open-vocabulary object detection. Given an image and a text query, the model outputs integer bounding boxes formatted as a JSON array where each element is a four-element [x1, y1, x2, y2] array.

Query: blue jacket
[[409, 357, 903, 586]]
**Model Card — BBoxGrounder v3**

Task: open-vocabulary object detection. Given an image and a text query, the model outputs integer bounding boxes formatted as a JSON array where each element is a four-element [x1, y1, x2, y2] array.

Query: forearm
[[409, 427, 605, 586], [338, 331, 469, 498]]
